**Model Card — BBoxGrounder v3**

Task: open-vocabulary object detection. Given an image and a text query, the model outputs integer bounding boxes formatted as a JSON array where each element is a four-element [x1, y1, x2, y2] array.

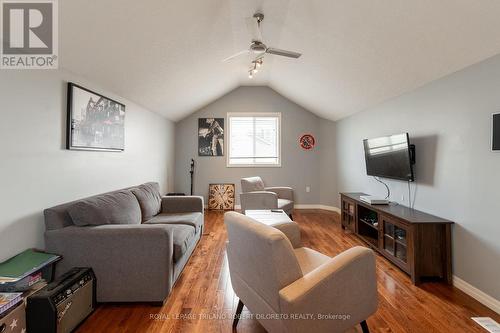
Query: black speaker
[[26, 267, 96, 333]]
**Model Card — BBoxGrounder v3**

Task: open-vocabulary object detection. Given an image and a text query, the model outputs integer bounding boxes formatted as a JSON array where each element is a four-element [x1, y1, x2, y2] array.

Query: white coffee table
[[245, 210, 301, 248]]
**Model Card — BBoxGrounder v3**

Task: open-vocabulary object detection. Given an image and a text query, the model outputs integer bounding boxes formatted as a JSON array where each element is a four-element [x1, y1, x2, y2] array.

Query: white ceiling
[[60, 0, 500, 121]]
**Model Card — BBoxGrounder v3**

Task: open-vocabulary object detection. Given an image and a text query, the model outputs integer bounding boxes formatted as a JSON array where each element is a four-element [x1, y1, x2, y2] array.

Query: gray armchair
[[225, 212, 378, 333], [240, 176, 294, 216]]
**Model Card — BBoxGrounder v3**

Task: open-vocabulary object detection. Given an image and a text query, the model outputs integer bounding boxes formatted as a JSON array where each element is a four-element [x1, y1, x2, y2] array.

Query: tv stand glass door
[[381, 215, 410, 271]]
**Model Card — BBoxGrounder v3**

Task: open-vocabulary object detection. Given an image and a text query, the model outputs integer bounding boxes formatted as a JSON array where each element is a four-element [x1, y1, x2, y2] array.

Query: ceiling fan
[[223, 13, 302, 63]]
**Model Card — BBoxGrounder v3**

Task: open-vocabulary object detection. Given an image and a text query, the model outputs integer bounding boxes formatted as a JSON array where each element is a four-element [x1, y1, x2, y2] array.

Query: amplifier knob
[[66, 289, 71, 295], [80, 279, 84, 285]]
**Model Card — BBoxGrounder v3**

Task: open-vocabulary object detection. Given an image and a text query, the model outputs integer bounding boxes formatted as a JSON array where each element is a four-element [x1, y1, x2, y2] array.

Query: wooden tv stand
[[340, 192, 454, 285]]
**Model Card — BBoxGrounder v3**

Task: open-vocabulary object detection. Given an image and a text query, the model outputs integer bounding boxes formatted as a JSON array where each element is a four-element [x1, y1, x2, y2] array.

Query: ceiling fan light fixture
[[222, 12, 301, 76]]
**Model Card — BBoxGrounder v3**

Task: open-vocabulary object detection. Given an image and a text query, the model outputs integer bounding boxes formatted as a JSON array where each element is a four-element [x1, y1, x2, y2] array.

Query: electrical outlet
[[306, 186, 311, 193]]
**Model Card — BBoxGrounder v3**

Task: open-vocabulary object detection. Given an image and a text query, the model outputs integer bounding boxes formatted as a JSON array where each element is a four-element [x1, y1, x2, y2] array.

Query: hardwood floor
[[77, 210, 499, 333]]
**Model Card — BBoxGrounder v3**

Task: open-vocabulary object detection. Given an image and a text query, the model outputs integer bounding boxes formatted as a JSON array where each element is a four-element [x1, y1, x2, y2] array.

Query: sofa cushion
[[169, 224, 197, 262], [144, 212, 203, 233], [241, 177, 265, 192], [68, 190, 141, 226], [278, 199, 294, 214], [131, 182, 162, 221]]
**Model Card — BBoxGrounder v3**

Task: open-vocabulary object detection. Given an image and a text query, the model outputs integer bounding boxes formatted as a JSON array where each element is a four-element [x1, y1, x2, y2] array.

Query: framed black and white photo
[[67, 83, 126, 151], [198, 118, 224, 156]]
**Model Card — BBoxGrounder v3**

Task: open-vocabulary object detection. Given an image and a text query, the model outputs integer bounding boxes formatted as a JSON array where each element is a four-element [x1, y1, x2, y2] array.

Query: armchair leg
[[233, 299, 244, 329], [360, 320, 370, 333]]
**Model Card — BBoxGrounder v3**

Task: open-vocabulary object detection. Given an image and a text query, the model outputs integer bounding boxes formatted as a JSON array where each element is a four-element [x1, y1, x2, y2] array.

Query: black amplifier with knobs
[[26, 267, 96, 333]]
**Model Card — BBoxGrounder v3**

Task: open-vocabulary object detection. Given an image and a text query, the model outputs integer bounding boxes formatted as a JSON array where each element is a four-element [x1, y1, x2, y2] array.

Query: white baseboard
[[204, 204, 241, 209], [453, 275, 500, 314], [294, 204, 341, 213]]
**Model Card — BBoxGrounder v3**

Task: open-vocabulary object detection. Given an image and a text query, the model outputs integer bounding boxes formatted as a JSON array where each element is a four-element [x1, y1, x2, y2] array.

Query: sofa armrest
[[240, 191, 278, 213], [161, 196, 204, 214], [265, 187, 294, 201], [45, 224, 174, 302], [272, 221, 301, 248], [279, 247, 378, 332]]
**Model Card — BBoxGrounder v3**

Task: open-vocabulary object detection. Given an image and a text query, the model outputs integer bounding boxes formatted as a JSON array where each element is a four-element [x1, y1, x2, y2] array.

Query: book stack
[[0, 249, 59, 330], [0, 249, 60, 292], [0, 292, 22, 317], [0, 249, 59, 333]]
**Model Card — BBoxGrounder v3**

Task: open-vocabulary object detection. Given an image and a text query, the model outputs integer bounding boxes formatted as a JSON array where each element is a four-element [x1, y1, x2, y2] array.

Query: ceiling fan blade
[[266, 48, 302, 58], [222, 49, 250, 62], [245, 16, 263, 42]]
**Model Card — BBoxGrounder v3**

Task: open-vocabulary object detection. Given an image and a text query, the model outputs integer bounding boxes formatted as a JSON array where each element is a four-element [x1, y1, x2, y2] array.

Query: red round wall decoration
[[299, 134, 316, 150]]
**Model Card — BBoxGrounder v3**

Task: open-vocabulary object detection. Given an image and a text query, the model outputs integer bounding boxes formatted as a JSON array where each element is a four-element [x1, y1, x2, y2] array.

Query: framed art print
[[198, 118, 224, 156], [208, 183, 235, 210], [67, 82, 126, 151]]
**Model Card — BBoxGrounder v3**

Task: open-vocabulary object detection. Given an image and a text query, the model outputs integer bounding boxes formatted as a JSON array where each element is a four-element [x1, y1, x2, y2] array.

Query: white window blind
[[228, 113, 281, 167]]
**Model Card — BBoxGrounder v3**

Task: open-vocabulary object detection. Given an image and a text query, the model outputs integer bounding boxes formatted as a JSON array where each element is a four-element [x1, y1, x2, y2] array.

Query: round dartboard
[[299, 134, 316, 150]]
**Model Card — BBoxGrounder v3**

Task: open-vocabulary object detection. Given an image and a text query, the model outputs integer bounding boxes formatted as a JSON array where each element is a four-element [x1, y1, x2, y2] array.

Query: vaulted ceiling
[[60, 0, 500, 121]]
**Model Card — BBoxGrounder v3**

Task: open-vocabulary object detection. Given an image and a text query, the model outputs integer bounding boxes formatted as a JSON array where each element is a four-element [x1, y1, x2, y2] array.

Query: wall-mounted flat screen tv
[[363, 133, 415, 181], [493, 113, 500, 151]]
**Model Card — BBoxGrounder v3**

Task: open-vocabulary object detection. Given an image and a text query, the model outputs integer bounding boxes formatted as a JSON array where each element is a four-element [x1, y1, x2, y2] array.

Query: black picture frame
[[492, 112, 500, 151], [66, 82, 126, 151]]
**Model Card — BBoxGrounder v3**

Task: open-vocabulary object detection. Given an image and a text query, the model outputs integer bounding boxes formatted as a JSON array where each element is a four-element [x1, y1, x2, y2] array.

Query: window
[[227, 113, 281, 167]]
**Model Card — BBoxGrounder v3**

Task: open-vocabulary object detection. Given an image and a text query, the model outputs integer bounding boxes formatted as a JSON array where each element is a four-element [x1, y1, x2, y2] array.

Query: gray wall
[[335, 54, 500, 299], [174, 86, 327, 205], [0, 69, 175, 262], [318, 120, 338, 206]]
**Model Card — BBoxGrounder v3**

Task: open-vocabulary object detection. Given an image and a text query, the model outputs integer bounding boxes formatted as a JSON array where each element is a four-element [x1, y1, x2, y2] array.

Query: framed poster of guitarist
[[208, 184, 235, 210], [198, 118, 224, 156]]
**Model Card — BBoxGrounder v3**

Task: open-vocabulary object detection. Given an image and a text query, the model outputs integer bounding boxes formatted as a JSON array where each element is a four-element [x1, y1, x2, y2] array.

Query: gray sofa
[[44, 182, 203, 303]]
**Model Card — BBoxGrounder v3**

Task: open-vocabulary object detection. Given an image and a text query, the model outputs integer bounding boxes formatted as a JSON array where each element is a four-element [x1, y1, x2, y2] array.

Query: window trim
[[226, 112, 282, 168]]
